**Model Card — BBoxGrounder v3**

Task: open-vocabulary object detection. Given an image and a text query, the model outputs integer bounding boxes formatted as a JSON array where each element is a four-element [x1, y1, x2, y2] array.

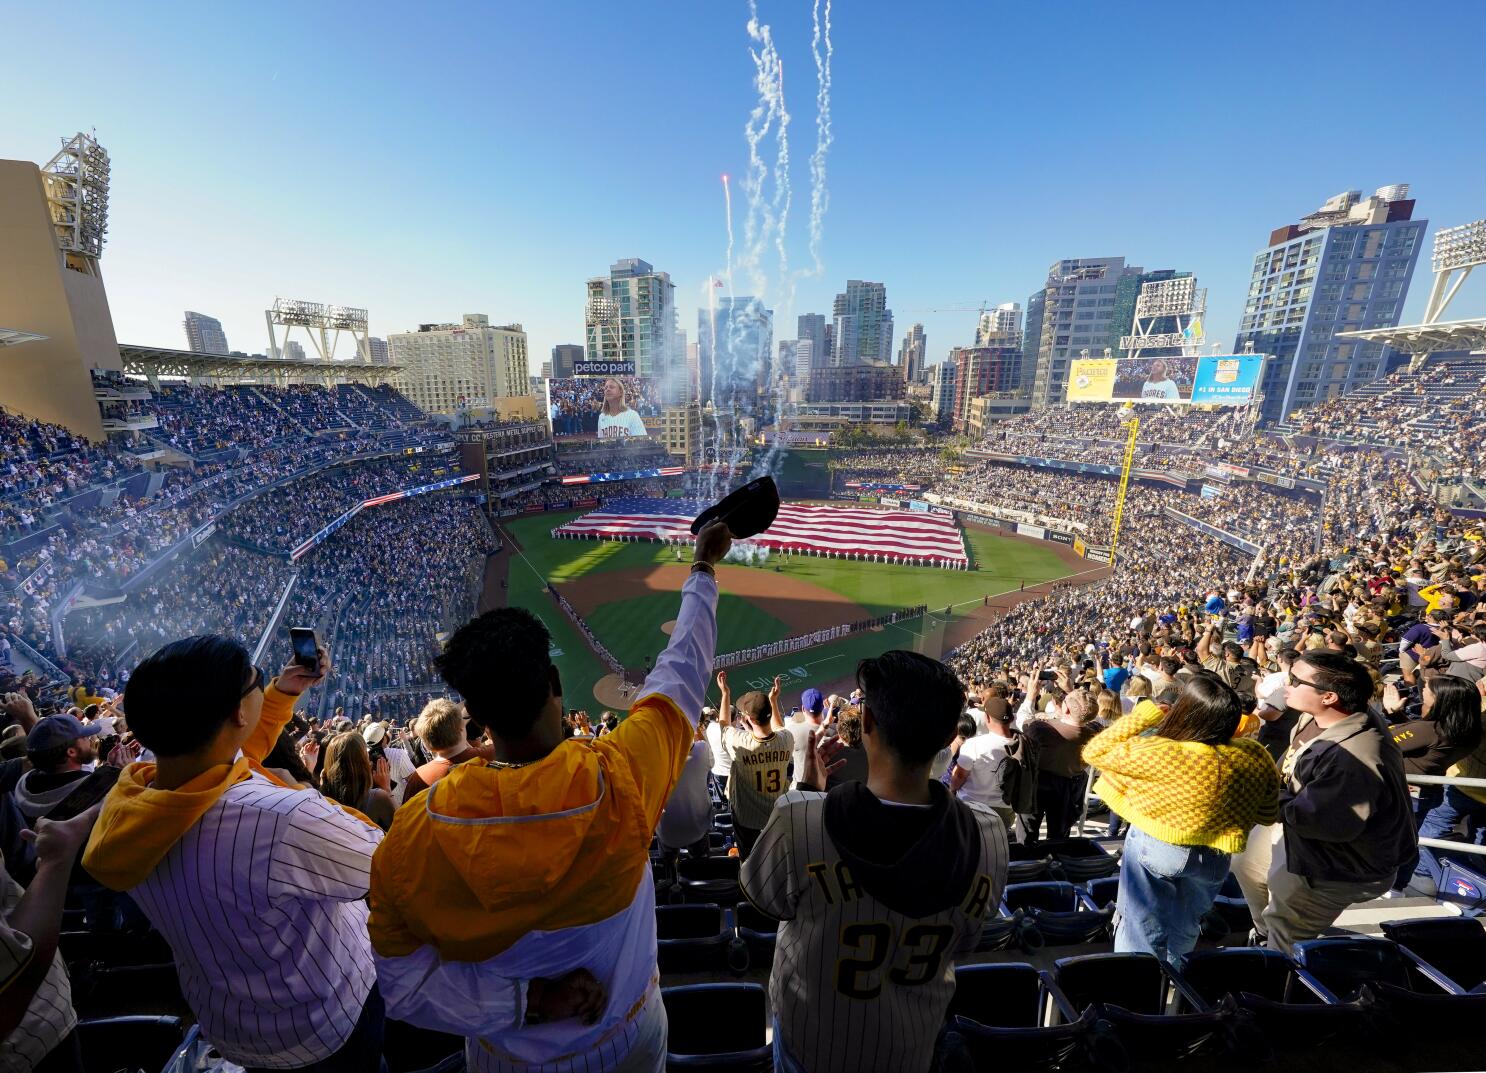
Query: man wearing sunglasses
[[1231, 650, 1414, 954], [83, 636, 387, 1073]]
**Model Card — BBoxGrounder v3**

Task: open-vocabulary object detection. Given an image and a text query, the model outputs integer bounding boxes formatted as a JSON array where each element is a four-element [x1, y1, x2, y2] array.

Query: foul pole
[[1108, 409, 1139, 567]]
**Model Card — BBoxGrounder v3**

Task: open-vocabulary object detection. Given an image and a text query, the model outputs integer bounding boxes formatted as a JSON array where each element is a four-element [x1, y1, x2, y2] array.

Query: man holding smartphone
[[83, 637, 387, 1072]]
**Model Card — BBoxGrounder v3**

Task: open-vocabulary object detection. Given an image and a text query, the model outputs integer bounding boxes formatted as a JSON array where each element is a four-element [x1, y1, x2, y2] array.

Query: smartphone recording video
[[289, 627, 319, 672]]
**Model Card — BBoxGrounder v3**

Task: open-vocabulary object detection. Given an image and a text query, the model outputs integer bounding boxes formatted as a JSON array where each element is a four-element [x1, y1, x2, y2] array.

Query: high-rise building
[[975, 303, 1021, 345], [791, 339, 815, 384], [1026, 257, 1144, 406], [831, 280, 893, 365], [389, 314, 531, 415], [183, 311, 229, 355], [1020, 291, 1045, 395], [806, 364, 903, 404], [897, 323, 927, 385], [697, 296, 773, 406], [283, 341, 307, 362], [797, 313, 829, 366], [949, 335, 1021, 433], [930, 358, 958, 425], [551, 343, 583, 378], [1234, 185, 1424, 423], [584, 258, 680, 396], [368, 336, 390, 365]]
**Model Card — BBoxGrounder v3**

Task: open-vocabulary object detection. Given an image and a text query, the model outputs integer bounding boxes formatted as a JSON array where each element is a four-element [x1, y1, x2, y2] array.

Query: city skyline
[[5, 0, 1484, 381]]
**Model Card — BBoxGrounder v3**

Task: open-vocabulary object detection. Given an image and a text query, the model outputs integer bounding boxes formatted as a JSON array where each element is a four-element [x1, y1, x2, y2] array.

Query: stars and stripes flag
[[553, 497, 967, 565]]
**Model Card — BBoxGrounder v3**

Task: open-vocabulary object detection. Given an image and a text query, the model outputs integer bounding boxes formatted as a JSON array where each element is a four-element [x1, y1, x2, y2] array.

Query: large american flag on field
[[553, 497, 967, 565]]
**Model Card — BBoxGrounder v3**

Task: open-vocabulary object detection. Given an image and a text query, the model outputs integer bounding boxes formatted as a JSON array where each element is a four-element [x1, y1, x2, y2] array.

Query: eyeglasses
[[240, 665, 267, 699], [1287, 672, 1322, 691]]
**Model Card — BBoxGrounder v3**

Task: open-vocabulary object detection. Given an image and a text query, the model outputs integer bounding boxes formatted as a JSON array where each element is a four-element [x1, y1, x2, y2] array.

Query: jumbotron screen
[[545, 375, 662, 439]]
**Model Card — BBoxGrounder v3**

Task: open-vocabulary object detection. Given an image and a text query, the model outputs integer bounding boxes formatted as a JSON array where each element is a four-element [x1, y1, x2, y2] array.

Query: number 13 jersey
[[725, 727, 794, 829], [741, 782, 1008, 1073]]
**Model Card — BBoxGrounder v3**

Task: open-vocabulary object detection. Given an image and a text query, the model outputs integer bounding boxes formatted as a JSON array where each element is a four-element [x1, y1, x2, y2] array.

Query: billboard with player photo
[[1066, 354, 1261, 407], [546, 375, 662, 438]]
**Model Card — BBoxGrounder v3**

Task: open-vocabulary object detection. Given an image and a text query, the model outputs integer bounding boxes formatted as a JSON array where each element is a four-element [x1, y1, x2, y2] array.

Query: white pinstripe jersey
[[724, 728, 793, 830], [128, 772, 382, 1069], [0, 854, 74, 1073], [742, 791, 1008, 1073]]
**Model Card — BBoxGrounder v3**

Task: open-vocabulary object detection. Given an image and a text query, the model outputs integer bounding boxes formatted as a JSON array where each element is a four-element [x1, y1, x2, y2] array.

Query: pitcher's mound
[[594, 674, 636, 709], [660, 619, 677, 636]]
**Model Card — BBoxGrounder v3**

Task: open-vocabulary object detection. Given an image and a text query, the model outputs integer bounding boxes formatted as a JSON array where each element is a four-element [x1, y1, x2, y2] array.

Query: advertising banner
[[1047, 530, 1075, 546], [1067, 354, 1262, 407], [1016, 522, 1047, 540], [879, 496, 903, 508], [1073, 536, 1087, 558], [907, 499, 930, 512], [572, 360, 636, 376], [1201, 484, 1223, 499]]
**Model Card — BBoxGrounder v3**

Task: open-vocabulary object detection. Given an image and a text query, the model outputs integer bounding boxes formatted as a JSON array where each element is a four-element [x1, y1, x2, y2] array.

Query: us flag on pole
[[553, 497, 968, 565]]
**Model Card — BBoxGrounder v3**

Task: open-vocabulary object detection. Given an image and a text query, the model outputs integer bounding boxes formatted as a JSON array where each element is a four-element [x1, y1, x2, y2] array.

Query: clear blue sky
[[6, 0, 1484, 372]]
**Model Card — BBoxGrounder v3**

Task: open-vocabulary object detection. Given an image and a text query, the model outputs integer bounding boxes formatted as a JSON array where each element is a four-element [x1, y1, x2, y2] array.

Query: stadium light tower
[[1424, 219, 1486, 323], [1108, 403, 1139, 568], [585, 296, 622, 366], [42, 132, 110, 276], [264, 298, 371, 362]]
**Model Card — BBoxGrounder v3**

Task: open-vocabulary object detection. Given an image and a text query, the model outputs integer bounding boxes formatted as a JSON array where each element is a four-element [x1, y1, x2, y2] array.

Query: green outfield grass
[[499, 508, 1078, 707]]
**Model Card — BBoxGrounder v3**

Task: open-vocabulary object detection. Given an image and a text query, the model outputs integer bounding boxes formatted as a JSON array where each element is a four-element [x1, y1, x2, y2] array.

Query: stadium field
[[499, 507, 1094, 708]]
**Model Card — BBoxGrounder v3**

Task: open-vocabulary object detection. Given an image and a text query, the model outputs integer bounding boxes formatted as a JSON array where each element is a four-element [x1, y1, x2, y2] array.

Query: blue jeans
[[1414, 786, 1486, 888], [1114, 826, 1231, 969]]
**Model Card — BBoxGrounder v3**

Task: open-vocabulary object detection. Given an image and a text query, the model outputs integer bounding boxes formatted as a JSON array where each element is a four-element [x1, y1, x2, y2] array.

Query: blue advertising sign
[[1191, 355, 1263, 406]]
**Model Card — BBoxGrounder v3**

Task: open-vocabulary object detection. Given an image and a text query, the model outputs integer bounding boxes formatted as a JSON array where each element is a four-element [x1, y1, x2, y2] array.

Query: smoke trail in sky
[[805, 0, 833, 279], [722, 173, 735, 288]]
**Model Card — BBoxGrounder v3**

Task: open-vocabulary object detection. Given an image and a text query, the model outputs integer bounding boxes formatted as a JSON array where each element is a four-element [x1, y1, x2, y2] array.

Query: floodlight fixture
[[1433, 220, 1486, 273]]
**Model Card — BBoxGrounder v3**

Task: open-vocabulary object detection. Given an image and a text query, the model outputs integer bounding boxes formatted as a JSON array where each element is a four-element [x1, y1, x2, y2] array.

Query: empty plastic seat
[[1007, 841, 1054, 883], [732, 901, 776, 971], [1436, 858, 1486, 912], [1379, 917, 1486, 992], [1202, 871, 1254, 940], [712, 812, 734, 834], [1001, 882, 1113, 949], [77, 1016, 186, 1073], [657, 904, 730, 974], [676, 856, 741, 905], [941, 964, 1106, 1072], [1289, 937, 1427, 1000], [381, 1016, 465, 1073], [1176, 947, 1355, 1051], [71, 964, 189, 1019], [1053, 952, 1229, 1060], [1080, 877, 1119, 911], [59, 929, 173, 972], [1039, 838, 1119, 882], [663, 983, 770, 1071]]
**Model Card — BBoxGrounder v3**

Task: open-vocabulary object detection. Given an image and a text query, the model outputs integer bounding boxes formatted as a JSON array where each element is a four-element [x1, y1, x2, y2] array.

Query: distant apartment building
[[1025, 257, 1144, 406], [389, 314, 530, 414], [898, 323, 928, 385], [584, 258, 680, 396], [950, 336, 1021, 433], [183, 311, 229, 355], [831, 280, 893, 365], [551, 343, 583, 378]]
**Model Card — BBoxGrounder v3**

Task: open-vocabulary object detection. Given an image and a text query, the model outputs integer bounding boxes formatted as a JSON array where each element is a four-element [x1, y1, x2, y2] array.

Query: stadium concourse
[[3, 361, 1486, 1073]]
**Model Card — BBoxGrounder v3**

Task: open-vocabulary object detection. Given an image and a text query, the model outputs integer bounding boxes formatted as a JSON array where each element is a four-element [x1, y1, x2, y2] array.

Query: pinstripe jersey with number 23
[[742, 790, 1007, 1073]]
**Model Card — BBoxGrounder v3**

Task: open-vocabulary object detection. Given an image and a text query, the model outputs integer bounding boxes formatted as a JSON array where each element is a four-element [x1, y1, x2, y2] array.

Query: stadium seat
[[59, 928, 174, 972], [1378, 917, 1486, 991], [1037, 838, 1119, 883], [382, 1017, 464, 1073], [939, 964, 1107, 1073], [1006, 841, 1054, 883], [77, 1016, 187, 1073], [1052, 952, 1231, 1060], [662, 983, 770, 1072], [732, 901, 777, 971], [656, 904, 730, 974], [1080, 876, 1119, 911], [1435, 857, 1486, 912], [712, 812, 734, 835], [1000, 881, 1114, 949], [1288, 936, 1435, 1000], [676, 856, 741, 905], [71, 963, 189, 1019], [1174, 947, 1356, 1052], [1199, 871, 1253, 941]]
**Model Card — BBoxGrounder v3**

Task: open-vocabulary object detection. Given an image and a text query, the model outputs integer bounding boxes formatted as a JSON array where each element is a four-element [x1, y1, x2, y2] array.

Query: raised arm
[[768, 676, 786, 732], [716, 670, 733, 728], [633, 522, 732, 725]]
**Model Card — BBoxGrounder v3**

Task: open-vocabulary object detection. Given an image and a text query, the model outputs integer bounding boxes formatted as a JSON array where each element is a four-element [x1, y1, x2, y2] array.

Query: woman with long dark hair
[[1083, 672, 1280, 967], [1398, 674, 1485, 891]]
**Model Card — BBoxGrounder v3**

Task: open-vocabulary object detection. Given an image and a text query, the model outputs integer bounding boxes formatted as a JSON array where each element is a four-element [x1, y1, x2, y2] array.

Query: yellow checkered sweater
[[1082, 701, 1281, 854]]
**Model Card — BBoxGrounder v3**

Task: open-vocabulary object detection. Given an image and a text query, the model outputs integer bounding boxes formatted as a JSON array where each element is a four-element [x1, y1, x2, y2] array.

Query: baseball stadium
[[5, 29, 1486, 1073]]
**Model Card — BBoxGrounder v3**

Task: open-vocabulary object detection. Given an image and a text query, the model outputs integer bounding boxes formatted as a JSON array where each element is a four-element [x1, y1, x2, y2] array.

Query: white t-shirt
[[596, 408, 647, 439], [658, 739, 714, 850], [1256, 669, 1288, 712], [965, 707, 989, 736], [1141, 379, 1181, 400], [954, 732, 1014, 809], [705, 720, 732, 777]]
